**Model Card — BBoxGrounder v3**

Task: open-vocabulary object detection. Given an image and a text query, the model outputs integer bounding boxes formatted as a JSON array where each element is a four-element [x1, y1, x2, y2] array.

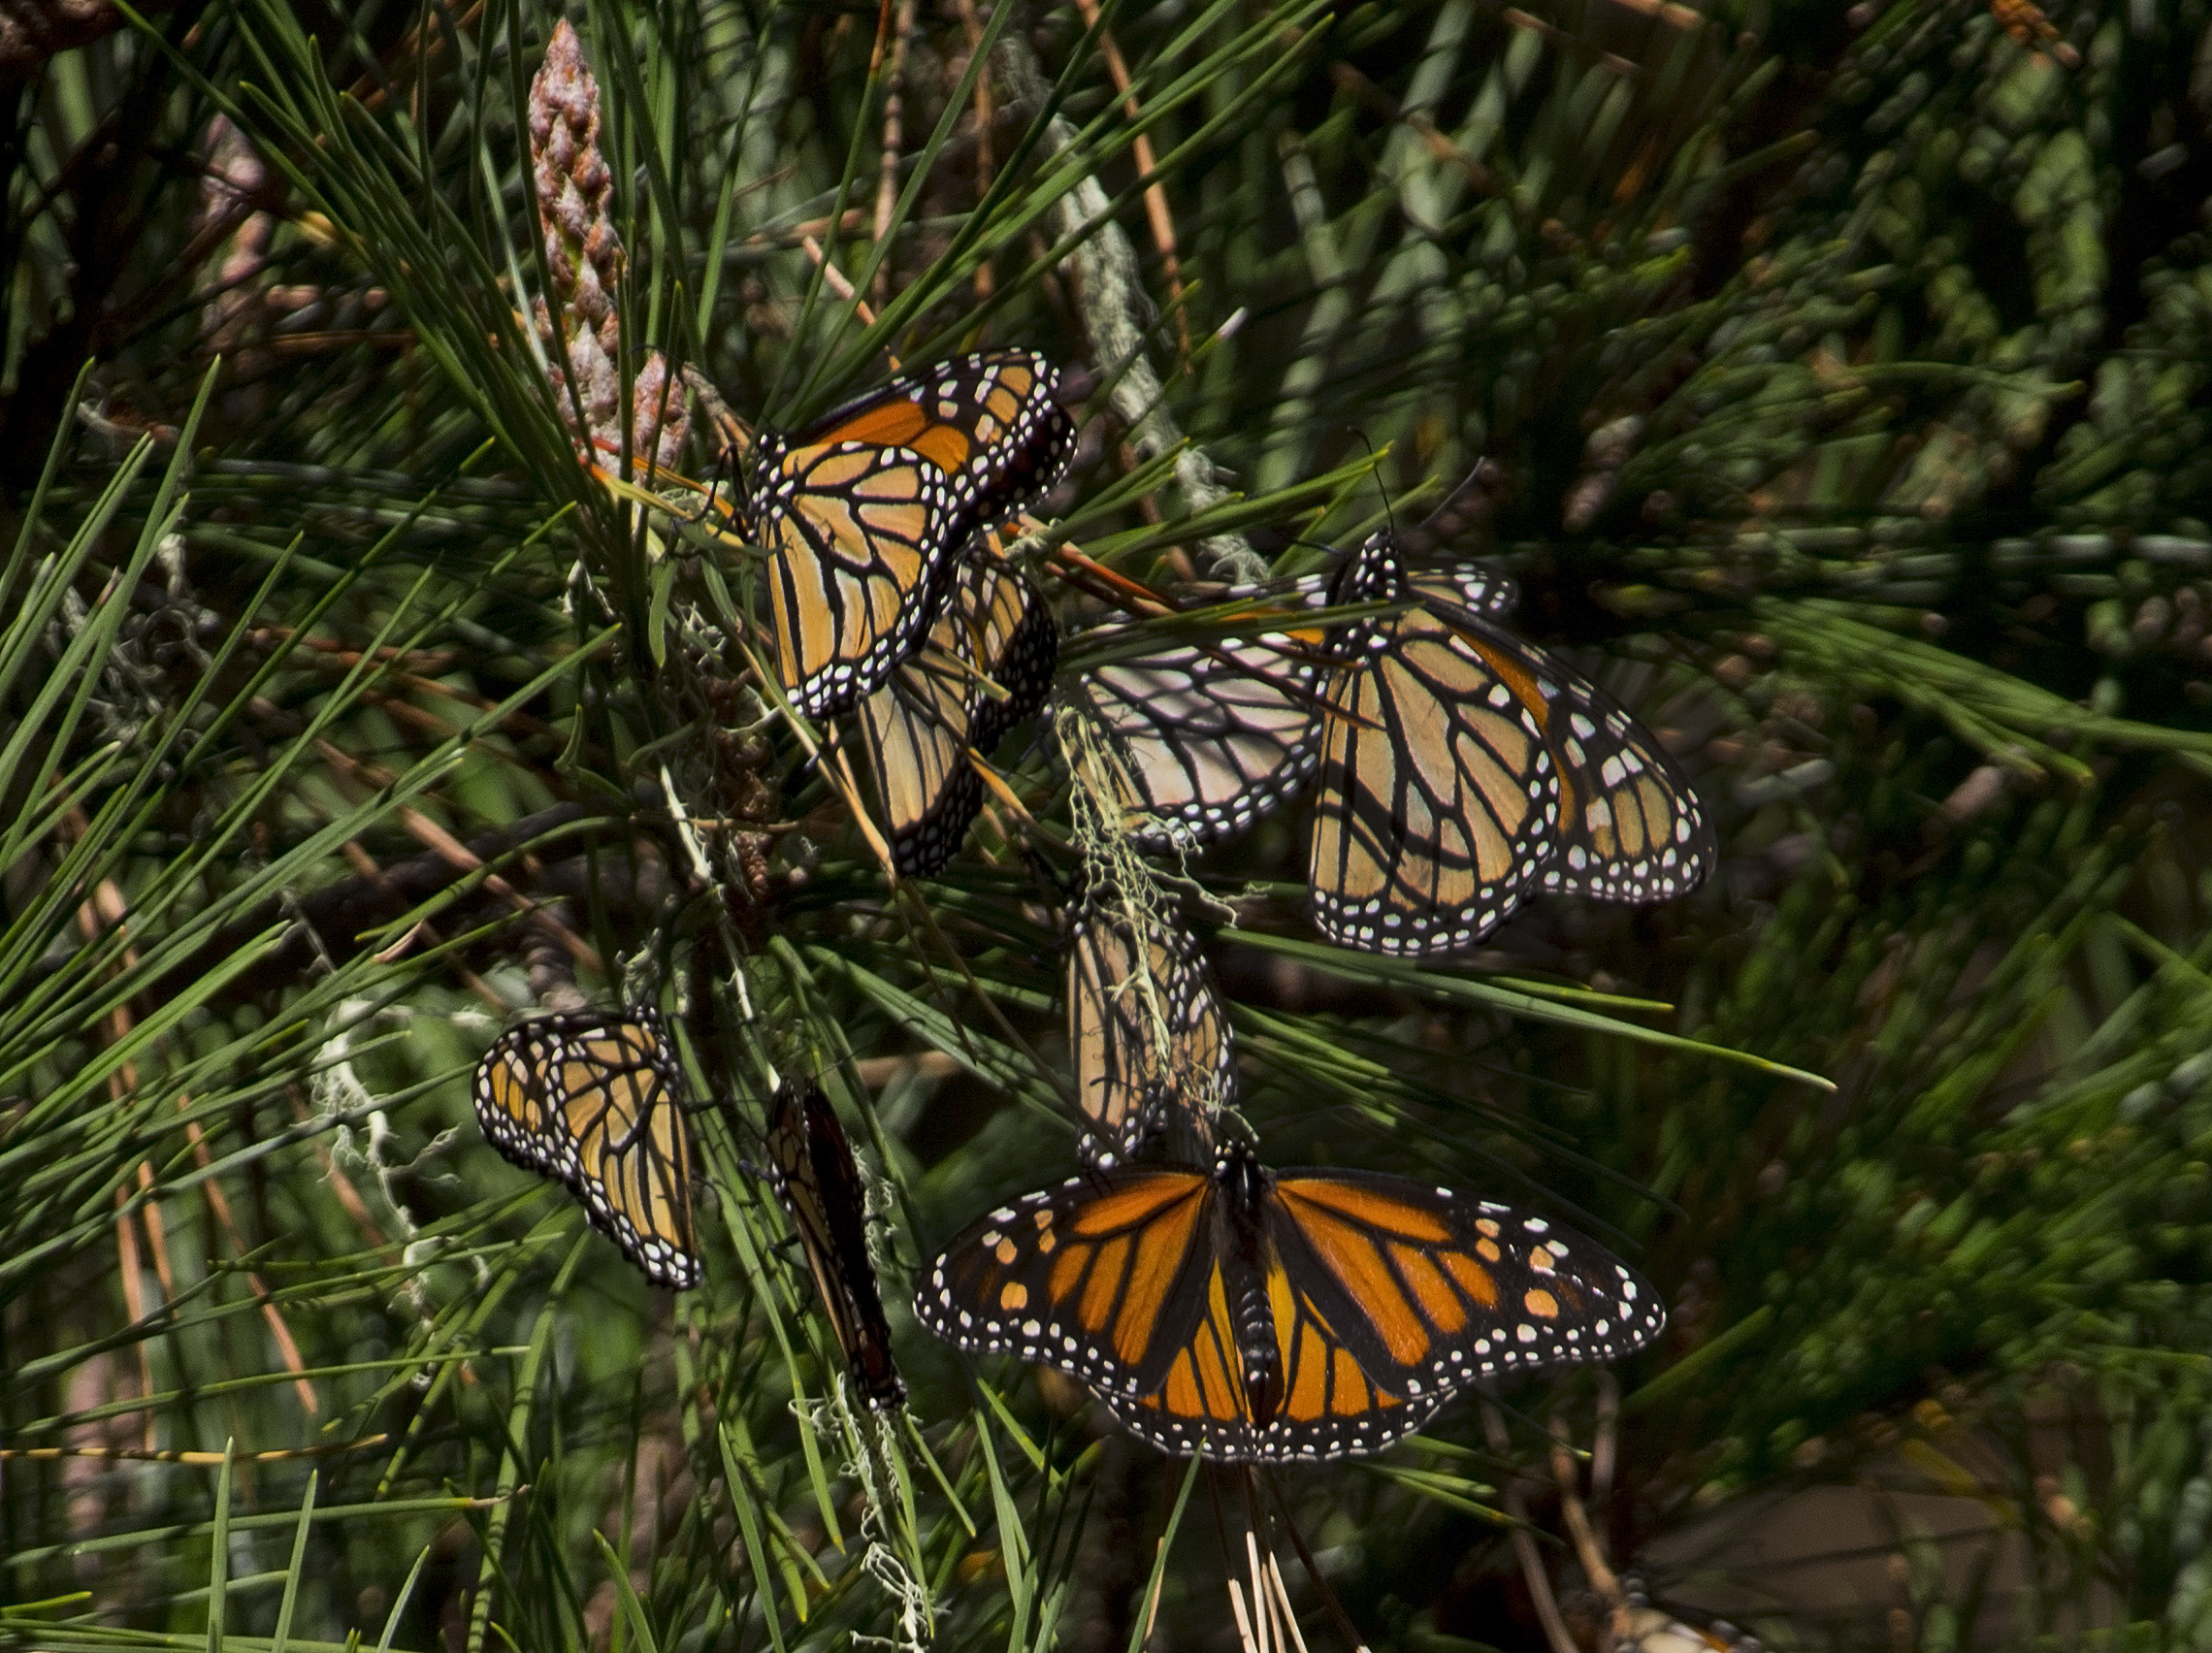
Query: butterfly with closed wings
[[472, 1011, 702, 1290], [857, 547, 1057, 877], [763, 1082, 907, 1410], [745, 349, 1074, 720], [1064, 893, 1234, 1164], [1061, 893, 1238, 1159], [916, 1140, 1663, 1461]]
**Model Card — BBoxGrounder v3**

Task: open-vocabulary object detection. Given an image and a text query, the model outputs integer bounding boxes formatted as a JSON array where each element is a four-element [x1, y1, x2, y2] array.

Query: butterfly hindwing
[[960, 552, 1059, 753], [858, 638, 982, 879], [1535, 674, 1716, 902], [472, 1012, 701, 1290], [1310, 599, 1565, 956]]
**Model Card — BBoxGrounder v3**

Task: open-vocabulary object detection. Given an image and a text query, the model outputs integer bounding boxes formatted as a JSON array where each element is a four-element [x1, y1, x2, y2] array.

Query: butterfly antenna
[[1348, 428, 1393, 540], [1401, 456, 1506, 561]]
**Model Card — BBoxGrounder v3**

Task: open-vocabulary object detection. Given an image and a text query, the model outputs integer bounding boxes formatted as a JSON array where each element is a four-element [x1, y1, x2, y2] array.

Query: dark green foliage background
[[5, 0, 2212, 1648]]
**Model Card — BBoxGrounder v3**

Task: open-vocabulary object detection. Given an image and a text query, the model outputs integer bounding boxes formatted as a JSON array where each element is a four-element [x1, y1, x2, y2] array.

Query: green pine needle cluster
[[7, 0, 2212, 1649]]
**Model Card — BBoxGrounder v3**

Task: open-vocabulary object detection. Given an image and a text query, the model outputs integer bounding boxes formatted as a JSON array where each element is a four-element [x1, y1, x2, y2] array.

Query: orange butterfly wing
[[917, 1169, 1219, 1403], [750, 350, 1072, 720], [858, 549, 1057, 876], [917, 1150, 1665, 1462], [472, 1013, 701, 1290], [1064, 899, 1232, 1165]]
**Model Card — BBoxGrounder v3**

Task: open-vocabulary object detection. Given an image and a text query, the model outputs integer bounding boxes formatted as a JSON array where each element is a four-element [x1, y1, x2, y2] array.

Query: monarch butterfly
[[764, 1083, 907, 1409], [1608, 1575, 1768, 1653], [1064, 895, 1234, 1164], [472, 1012, 702, 1290], [1067, 563, 1518, 853], [747, 349, 1074, 720], [1612, 1604, 1764, 1653], [916, 1141, 1663, 1462], [858, 550, 1057, 876], [1310, 532, 1714, 956]]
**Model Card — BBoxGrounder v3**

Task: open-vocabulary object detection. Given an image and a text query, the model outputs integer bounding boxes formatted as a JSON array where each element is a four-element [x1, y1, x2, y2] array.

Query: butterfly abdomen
[[1217, 1148, 1287, 1427]]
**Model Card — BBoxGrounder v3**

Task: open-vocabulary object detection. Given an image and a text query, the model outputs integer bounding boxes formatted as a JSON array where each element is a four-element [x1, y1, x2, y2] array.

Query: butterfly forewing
[[1412, 564, 1520, 621], [472, 1013, 701, 1290], [874, 350, 1075, 523], [757, 439, 956, 719], [1068, 579, 1335, 852], [1264, 1172, 1665, 1390], [1310, 606, 1565, 956], [917, 1169, 1220, 1401], [765, 1085, 906, 1409], [751, 350, 1070, 720]]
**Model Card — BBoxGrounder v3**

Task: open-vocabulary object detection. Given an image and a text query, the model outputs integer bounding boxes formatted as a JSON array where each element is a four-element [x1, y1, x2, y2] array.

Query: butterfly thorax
[[1323, 531, 1408, 664], [1325, 531, 1404, 607]]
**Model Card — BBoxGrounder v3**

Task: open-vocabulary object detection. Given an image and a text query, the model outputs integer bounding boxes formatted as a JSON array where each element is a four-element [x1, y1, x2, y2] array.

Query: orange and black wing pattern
[[957, 548, 1059, 754], [1528, 673, 1714, 905], [1310, 531, 1710, 956], [1308, 591, 1565, 956], [915, 1146, 1663, 1461], [915, 1165, 1220, 1405], [472, 1012, 701, 1290], [749, 351, 1072, 720], [1064, 898, 1232, 1164], [1064, 553, 1521, 854], [1253, 1168, 1663, 1438], [765, 1084, 906, 1410], [857, 623, 979, 879], [858, 550, 1057, 877]]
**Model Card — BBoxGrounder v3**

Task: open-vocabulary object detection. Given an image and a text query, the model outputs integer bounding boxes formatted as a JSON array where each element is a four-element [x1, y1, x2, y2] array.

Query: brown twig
[[951, 0, 996, 301], [66, 798, 319, 1420], [1480, 1396, 1578, 1653], [313, 740, 603, 975], [1550, 1409, 1625, 1610], [801, 235, 885, 339], [871, 0, 920, 308], [1326, 62, 1508, 201]]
